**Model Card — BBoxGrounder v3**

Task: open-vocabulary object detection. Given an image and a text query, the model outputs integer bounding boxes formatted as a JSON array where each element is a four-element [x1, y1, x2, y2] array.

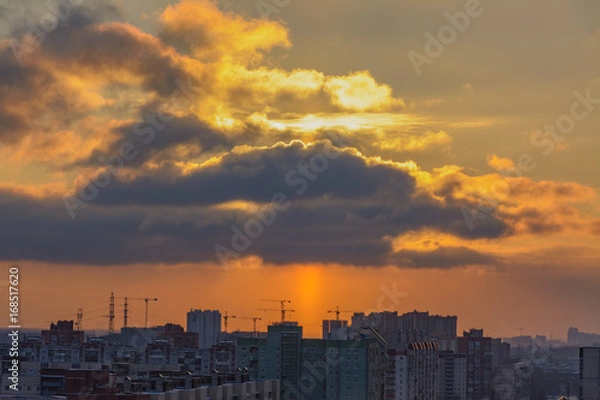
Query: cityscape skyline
[[5, 277, 599, 342], [1, 0, 600, 397], [3, 308, 599, 399]]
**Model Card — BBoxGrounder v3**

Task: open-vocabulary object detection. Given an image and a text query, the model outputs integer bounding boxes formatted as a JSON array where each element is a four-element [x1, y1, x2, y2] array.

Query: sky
[[0, 0, 599, 339]]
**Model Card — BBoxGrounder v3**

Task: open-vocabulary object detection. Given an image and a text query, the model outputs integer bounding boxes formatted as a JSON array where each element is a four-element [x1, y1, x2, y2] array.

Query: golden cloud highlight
[[324, 71, 405, 112], [159, 0, 291, 65]]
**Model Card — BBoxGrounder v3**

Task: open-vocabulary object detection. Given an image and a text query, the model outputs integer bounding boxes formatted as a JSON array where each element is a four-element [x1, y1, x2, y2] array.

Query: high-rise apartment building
[[438, 351, 467, 400], [237, 323, 385, 400], [187, 309, 221, 349], [458, 329, 492, 400], [322, 319, 349, 339], [571, 328, 600, 347], [491, 360, 531, 400], [351, 310, 457, 347], [490, 338, 510, 367], [580, 347, 600, 400], [386, 349, 408, 400], [385, 342, 439, 400], [406, 342, 439, 400], [41, 320, 84, 347], [267, 322, 303, 398], [351, 312, 398, 336], [399, 311, 457, 339]]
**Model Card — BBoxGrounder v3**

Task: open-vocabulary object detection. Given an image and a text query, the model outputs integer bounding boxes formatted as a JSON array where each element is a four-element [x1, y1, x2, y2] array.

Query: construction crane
[[142, 298, 158, 328], [119, 297, 158, 328], [237, 316, 262, 337], [259, 299, 295, 323], [327, 306, 357, 321], [223, 311, 236, 333], [113, 296, 158, 328], [75, 308, 83, 331]]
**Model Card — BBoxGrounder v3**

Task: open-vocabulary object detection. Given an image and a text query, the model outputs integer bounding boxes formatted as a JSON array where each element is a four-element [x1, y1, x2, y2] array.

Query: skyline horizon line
[[7, 306, 596, 343]]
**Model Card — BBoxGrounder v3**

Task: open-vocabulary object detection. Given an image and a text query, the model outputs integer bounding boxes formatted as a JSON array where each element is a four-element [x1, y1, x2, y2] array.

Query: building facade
[[237, 323, 385, 400], [491, 361, 531, 400], [384, 342, 439, 400], [186, 309, 221, 349], [458, 329, 492, 400], [580, 347, 600, 400], [438, 351, 467, 400]]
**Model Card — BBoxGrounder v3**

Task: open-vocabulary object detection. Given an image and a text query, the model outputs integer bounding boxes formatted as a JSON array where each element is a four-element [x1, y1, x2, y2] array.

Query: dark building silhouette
[[42, 320, 84, 347], [569, 327, 600, 347], [580, 347, 600, 400], [158, 323, 198, 348], [458, 329, 493, 400]]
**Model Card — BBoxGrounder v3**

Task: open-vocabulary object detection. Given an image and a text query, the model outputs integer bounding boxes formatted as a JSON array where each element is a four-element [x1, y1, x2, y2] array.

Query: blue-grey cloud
[[0, 142, 508, 268]]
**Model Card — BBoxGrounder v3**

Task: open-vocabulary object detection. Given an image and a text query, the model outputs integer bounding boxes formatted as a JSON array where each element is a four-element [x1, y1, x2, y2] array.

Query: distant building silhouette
[[350, 310, 457, 347], [187, 309, 221, 349], [41, 320, 84, 347], [322, 319, 348, 339], [399, 311, 457, 339], [491, 360, 532, 400], [569, 327, 600, 347]]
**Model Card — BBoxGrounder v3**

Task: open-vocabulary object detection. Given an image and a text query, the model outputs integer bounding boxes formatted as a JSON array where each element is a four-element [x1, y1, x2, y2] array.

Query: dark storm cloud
[[0, 45, 54, 143], [0, 187, 502, 268], [77, 112, 233, 168], [38, 15, 199, 98], [0, 0, 210, 154], [87, 139, 507, 244], [0, 142, 508, 268], [238, 204, 503, 266], [0, 108, 29, 143], [501, 207, 566, 235], [91, 141, 416, 207], [4, 0, 201, 100], [389, 247, 498, 269], [6, 0, 121, 40], [0, 189, 227, 265]]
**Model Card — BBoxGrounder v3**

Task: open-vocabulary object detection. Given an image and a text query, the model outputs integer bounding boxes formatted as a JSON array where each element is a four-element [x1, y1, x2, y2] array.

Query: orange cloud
[[378, 130, 452, 152], [324, 71, 405, 112], [486, 154, 516, 171], [159, 0, 291, 65]]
